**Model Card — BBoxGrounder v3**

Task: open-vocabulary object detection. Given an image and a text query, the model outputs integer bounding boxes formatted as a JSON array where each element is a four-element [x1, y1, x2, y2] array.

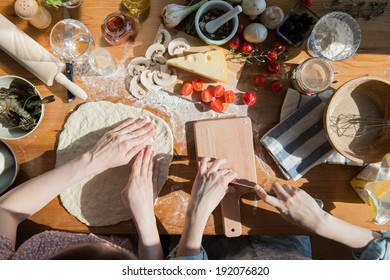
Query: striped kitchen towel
[[261, 89, 362, 181]]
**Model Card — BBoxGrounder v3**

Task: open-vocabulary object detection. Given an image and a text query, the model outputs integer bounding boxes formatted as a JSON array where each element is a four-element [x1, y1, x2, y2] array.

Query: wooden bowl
[[324, 76, 390, 164]]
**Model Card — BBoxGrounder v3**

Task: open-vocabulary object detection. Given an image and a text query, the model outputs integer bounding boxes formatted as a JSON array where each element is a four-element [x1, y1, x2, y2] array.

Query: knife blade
[[228, 181, 324, 209], [63, 7, 75, 102]]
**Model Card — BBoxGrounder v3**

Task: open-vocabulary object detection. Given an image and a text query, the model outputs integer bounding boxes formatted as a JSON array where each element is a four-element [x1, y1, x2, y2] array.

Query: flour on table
[[56, 101, 173, 226]]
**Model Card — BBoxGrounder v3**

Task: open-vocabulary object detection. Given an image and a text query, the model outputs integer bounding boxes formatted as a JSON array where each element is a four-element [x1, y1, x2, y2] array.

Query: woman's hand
[[188, 157, 237, 222], [255, 183, 327, 233], [88, 118, 155, 173]]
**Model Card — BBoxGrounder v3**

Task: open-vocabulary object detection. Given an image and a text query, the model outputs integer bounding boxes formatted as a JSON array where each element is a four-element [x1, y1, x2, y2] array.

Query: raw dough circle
[[56, 101, 173, 226]]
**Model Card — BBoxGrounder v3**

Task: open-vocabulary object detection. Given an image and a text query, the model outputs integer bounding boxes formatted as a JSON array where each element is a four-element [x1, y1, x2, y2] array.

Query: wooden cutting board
[[194, 116, 257, 237]]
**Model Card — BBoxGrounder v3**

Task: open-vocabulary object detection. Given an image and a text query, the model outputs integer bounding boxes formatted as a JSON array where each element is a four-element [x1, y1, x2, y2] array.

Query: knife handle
[[65, 61, 75, 102]]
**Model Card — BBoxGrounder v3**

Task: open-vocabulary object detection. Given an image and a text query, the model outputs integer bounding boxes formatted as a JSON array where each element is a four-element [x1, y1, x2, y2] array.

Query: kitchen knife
[[228, 181, 324, 209], [0, 13, 87, 100], [63, 7, 75, 102]]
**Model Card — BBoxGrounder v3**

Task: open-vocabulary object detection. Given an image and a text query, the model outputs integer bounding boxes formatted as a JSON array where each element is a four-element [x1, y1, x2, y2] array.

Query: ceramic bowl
[[324, 76, 390, 164], [0, 75, 45, 140], [0, 140, 19, 195], [195, 0, 239, 45]]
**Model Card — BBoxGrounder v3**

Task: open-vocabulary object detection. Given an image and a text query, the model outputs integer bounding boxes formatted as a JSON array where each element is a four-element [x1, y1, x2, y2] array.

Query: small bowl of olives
[[277, 2, 319, 48]]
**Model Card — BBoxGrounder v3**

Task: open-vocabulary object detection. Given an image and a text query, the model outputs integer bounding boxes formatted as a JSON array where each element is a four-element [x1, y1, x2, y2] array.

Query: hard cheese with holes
[[194, 117, 257, 237]]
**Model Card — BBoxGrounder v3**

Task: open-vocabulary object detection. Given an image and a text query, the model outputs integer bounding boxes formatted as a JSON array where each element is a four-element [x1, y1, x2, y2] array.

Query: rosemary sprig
[[322, 0, 388, 19], [227, 48, 289, 65]]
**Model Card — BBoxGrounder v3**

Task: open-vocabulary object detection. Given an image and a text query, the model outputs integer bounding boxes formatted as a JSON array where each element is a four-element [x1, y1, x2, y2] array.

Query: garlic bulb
[[161, 0, 207, 28]]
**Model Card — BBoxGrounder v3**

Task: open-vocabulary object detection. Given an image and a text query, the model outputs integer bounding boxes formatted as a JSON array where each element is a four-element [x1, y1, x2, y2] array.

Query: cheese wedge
[[166, 49, 228, 82]]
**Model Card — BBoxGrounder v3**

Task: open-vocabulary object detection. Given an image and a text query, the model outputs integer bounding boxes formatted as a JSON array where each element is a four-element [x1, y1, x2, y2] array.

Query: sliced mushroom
[[168, 37, 190, 56], [140, 70, 162, 92], [129, 74, 148, 99], [153, 65, 177, 86], [154, 28, 172, 49], [145, 43, 166, 65], [127, 57, 150, 77]]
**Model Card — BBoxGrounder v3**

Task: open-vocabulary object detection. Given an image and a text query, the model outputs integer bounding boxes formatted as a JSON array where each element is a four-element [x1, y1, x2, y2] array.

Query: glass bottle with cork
[[122, 0, 151, 19], [101, 11, 139, 46]]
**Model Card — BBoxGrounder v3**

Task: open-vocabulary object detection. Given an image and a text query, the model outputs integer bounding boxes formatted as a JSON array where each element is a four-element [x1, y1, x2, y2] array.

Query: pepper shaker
[[14, 0, 52, 29]]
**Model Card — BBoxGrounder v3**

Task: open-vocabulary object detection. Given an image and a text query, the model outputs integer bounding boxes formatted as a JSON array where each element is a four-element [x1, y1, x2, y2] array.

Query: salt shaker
[[101, 11, 138, 46], [14, 0, 52, 29]]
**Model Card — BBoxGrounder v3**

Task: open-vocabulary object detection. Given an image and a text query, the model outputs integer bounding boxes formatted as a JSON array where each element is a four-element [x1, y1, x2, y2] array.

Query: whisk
[[330, 114, 390, 138]]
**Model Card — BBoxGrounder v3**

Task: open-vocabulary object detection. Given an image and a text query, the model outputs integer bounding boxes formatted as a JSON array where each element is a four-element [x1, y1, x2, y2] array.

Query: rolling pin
[[0, 13, 87, 100]]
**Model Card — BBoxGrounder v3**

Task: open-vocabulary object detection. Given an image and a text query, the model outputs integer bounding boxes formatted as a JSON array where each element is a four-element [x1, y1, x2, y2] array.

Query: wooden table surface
[[1, 0, 390, 237]]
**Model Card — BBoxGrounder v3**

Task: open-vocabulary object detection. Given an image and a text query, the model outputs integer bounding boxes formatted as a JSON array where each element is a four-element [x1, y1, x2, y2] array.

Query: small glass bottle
[[101, 11, 138, 46], [14, 0, 52, 29], [122, 0, 151, 17]]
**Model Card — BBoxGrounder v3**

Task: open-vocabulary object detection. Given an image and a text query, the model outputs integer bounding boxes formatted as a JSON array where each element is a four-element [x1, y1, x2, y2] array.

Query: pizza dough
[[56, 101, 173, 226]]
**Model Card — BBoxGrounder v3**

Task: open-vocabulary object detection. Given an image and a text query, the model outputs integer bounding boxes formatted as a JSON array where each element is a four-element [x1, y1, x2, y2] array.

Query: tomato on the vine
[[236, 22, 246, 35], [267, 61, 280, 74], [269, 80, 284, 92], [267, 50, 278, 62], [224, 90, 235, 103], [181, 82, 193, 96], [254, 74, 267, 87], [301, 0, 313, 7], [191, 78, 204, 91], [228, 35, 241, 50], [210, 99, 224, 112], [212, 85, 225, 98], [240, 41, 253, 56], [272, 40, 286, 54], [242, 92, 256, 106], [201, 88, 213, 103]]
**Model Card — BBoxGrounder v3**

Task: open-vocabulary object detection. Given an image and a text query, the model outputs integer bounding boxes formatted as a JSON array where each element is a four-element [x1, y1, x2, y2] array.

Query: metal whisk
[[330, 114, 390, 138]]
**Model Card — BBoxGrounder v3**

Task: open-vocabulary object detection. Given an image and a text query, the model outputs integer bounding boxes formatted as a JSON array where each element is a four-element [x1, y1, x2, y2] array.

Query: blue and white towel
[[261, 88, 363, 181]]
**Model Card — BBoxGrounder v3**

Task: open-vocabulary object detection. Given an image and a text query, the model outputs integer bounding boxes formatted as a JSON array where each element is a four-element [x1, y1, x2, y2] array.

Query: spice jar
[[101, 11, 138, 46], [14, 0, 52, 29], [290, 58, 334, 95]]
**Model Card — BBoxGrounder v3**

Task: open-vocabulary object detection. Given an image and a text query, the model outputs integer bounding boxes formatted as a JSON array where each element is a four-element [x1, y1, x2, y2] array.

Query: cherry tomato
[[242, 92, 256, 106], [240, 41, 253, 56], [213, 85, 225, 98], [181, 82, 193, 96], [191, 78, 204, 91], [267, 50, 278, 62], [228, 35, 241, 50], [269, 79, 284, 92], [301, 0, 313, 7], [201, 88, 213, 103], [224, 90, 235, 103], [272, 40, 286, 54], [254, 74, 267, 87], [267, 61, 280, 74], [210, 99, 224, 112]]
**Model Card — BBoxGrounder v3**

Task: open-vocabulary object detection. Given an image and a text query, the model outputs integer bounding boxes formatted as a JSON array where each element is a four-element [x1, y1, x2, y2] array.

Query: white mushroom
[[140, 70, 162, 92], [154, 28, 172, 49], [241, 0, 266, 20], [145, 43, 166, 65], [129, 74, 148, 99], [153, 65, 177, 86], [127, 57, 150, 77], [168, 37, 190, 56], [260, 6, 284, 30], [243, 23, 268, 43]]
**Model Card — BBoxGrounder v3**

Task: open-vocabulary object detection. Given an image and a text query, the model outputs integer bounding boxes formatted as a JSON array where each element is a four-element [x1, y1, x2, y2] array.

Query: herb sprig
[[44, 0, 67, 8]]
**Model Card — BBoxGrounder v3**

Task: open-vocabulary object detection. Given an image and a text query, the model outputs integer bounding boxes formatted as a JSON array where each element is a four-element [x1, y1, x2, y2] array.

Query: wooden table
[[1, 0, 390, 237]]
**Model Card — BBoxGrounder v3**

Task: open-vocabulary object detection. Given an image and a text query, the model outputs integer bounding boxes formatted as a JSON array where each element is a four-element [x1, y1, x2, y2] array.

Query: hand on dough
[[88, 118, 156, 173]]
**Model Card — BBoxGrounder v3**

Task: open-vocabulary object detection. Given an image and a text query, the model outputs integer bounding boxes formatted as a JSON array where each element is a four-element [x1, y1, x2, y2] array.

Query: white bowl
[[195, 0, 239, 45], [0, 75, 45, 140], [0, 140, 19, 195]]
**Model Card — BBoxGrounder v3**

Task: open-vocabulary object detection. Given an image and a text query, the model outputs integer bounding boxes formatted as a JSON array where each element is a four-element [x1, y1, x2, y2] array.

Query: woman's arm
[[121, 145, 163, 260], [0, 118, 155, 246], [176, 158, 236, 259], [255, 183, 381, 251]]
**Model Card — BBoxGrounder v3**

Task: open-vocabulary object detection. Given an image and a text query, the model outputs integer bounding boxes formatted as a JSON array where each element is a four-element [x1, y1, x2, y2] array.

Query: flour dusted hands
[[255, 183, 327, 233], [88, 118, 155, 173]]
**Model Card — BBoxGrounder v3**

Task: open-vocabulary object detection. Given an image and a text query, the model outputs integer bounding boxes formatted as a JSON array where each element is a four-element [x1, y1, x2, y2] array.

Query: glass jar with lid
[[101, 11, 138, 46]]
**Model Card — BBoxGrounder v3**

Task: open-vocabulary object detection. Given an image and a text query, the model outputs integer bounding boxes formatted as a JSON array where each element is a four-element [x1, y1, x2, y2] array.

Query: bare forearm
[[0, 152, 96, 221], [316, 212, 380, 250], [135, 216, 163, 260]]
